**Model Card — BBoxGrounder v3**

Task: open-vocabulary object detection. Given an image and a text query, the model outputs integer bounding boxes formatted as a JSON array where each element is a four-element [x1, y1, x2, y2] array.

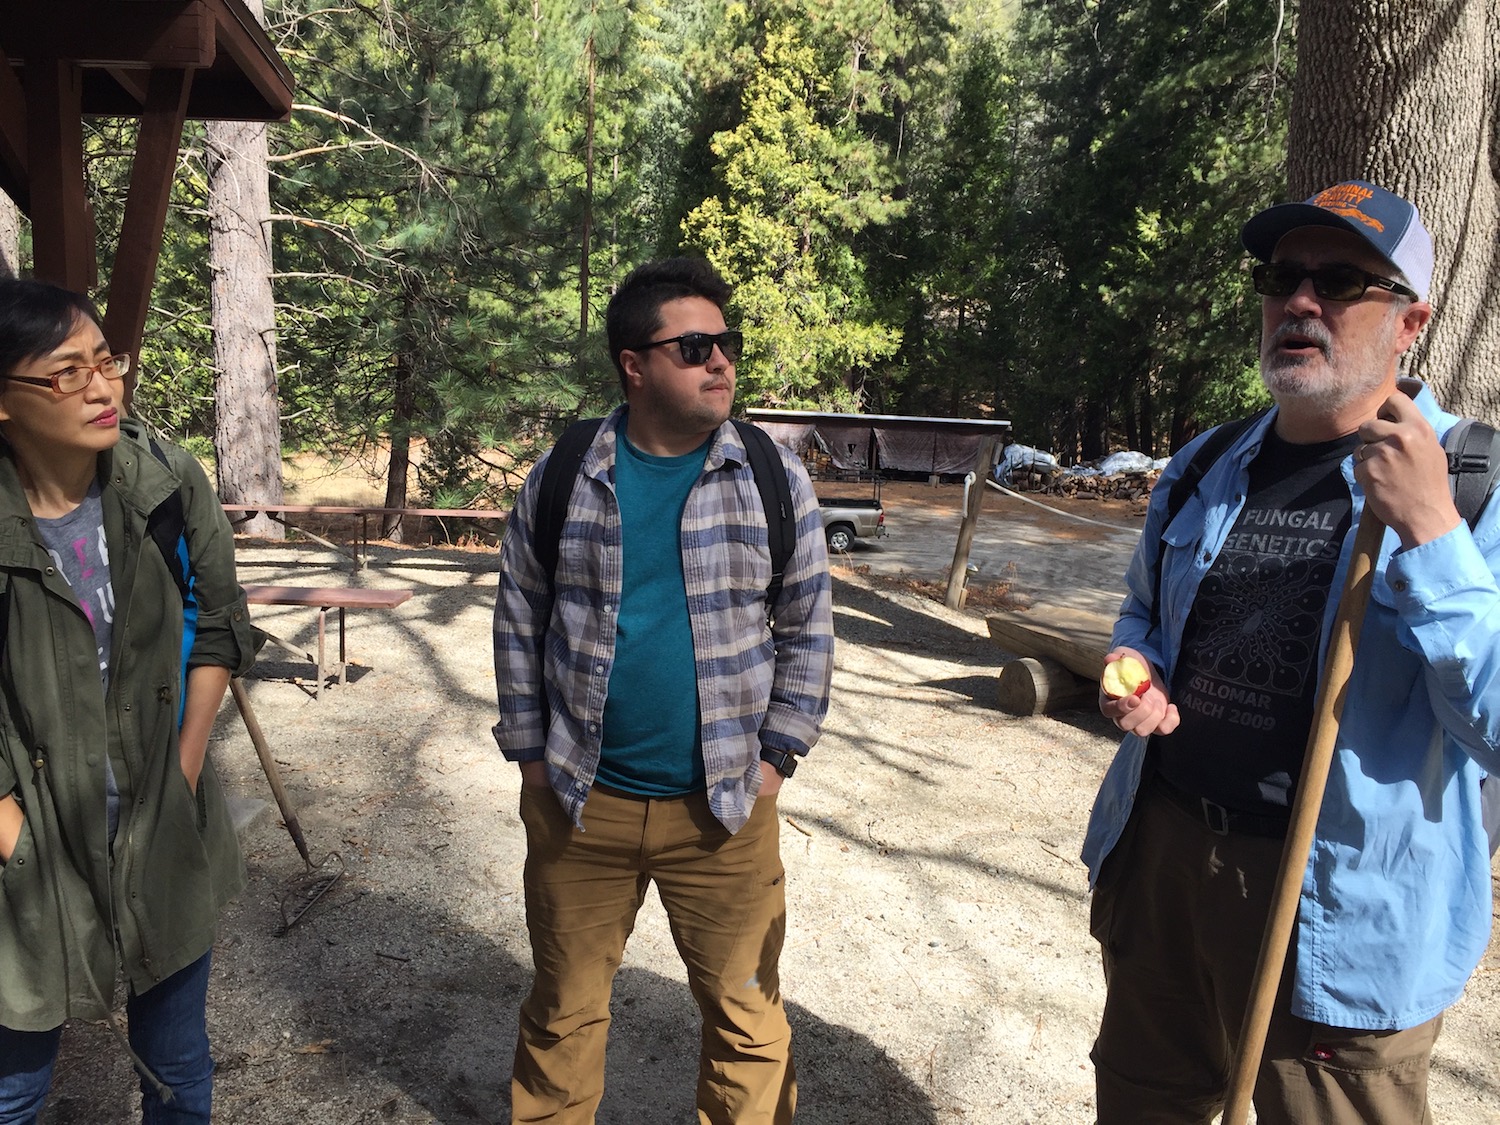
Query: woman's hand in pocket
[[0, 794, 23, 864]]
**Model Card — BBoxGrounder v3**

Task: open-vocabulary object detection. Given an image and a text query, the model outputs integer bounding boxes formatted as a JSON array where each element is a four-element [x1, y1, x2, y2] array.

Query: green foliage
[[76, 0, 1294, 501], [259, 0, 584, 501], [682, 17, 908, 407], [1005, 0, 1290, 457]]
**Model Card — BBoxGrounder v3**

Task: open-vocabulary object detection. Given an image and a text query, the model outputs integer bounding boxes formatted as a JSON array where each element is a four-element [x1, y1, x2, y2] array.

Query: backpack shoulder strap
[[142, 435, 198, 725], [1163, 408, 1271, 528], [1151, 407, 1269, 612], [144, 435, 191, 599], [732, 419, 796, 611], [530, 417, 798, 610], [1441, 418, 1500, 530], [534, 417, 605, 582]]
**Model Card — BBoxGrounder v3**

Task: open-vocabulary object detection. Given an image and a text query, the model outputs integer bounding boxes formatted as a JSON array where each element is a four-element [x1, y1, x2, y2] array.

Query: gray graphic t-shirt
[[1155, 428, 1358, 814], [36, 481, 118, 839]]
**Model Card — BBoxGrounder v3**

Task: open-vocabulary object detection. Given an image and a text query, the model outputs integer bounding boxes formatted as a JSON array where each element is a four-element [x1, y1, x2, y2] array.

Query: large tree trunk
[[0, 193, 20, 277], [206, 0, 283, 538], [1289, 0, 1500, 421]]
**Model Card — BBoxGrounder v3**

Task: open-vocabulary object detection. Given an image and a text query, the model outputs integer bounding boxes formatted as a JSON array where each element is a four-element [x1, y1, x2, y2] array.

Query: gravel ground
[[36, 484, 1500, 1124]]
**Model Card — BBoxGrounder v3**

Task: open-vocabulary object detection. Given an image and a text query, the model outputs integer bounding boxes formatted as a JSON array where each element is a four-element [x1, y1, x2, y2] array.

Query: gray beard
[[1260, 313, 1396, 415], [1259, 355, 1386, 414]]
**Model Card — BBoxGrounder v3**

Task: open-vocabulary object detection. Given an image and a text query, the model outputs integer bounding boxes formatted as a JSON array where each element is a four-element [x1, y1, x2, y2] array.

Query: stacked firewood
[[1023, 468, 1162, 501]]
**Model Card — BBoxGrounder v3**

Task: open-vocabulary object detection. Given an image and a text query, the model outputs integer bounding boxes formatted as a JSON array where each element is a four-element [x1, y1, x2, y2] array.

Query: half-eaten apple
[[1101, 655, 1152, 699]]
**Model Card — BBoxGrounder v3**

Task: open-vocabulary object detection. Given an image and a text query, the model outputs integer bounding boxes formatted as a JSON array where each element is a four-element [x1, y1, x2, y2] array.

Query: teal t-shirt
[[595, 431, 709, 795]]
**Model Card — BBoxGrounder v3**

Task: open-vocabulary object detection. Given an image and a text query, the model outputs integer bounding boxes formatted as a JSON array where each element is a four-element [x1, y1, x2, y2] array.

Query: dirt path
[[38, 486, 1500, 1123]]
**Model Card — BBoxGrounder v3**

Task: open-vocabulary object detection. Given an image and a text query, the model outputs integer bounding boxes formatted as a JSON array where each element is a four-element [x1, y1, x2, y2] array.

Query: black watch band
[[759, 747, 797, 778]]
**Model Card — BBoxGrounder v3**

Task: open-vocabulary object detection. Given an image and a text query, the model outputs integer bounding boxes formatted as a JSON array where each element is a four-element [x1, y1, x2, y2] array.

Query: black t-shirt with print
[[1154, 427, 1358, 814]]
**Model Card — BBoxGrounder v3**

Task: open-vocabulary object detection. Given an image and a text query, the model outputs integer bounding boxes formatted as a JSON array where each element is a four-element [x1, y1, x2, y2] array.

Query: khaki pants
[[512, 783, 794, 1125], [1090, 775, 1441, 1125]]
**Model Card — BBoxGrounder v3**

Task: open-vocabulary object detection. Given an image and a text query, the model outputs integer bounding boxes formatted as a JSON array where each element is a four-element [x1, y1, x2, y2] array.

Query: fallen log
[[986, 605, 1116, 681], [996, 656, 1098, 716]]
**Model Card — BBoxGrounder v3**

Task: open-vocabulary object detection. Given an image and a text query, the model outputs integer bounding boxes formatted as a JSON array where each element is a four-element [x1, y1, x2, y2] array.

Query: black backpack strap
[[1150, 407, 1270, 612], [145, 435, 190, 599], [1442, 418, 1500, 530], [534, 418, 605, 583], [531, 417, 797, 613], [1163, 408, 1271, 528], [732, 419, 795, 612]]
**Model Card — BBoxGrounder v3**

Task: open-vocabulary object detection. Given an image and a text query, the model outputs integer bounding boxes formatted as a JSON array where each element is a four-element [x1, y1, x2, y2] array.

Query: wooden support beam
[[26, 58, 92, 291], [103, 66, 151, 108], [104, 67, 194, 404], [0, 47, 29, 213]]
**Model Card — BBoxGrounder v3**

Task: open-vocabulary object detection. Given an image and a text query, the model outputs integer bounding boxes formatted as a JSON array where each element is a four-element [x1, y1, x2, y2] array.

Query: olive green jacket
[[0, 420, 257, 1030]]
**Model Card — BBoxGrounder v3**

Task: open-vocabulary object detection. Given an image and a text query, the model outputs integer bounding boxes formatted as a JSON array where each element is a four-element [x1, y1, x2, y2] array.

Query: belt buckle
[[1200, 797, 1231, 835]]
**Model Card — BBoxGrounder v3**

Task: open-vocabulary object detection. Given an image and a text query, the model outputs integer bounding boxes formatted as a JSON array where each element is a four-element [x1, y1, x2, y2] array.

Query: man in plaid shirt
[[494, 257, 834, 1124]]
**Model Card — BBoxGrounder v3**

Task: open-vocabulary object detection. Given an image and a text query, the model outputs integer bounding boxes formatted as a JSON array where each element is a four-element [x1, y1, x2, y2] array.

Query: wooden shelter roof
[[0, 0, 294, 389]]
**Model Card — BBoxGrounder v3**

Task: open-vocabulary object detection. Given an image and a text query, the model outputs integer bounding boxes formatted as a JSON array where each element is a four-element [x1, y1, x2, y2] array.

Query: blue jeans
[[0, 951, 214, 1125]]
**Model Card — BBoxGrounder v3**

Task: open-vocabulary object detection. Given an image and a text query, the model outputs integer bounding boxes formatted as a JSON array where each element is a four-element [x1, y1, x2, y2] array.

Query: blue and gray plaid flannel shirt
[[493, 406, 834, 832]]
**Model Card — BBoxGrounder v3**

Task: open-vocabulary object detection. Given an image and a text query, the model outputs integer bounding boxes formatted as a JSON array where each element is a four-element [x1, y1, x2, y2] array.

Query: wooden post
[[945, 435, 999, 609], [0, 45, 31, 217], [104, 67, 194, 406], [26, 58, 92, 292]]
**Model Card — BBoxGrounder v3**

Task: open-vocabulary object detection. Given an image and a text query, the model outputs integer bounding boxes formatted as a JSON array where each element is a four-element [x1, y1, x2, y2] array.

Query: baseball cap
[[1241, 180, 1433, 300]]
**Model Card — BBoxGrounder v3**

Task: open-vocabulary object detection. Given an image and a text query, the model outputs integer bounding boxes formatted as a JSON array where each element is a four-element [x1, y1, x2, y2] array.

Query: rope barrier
[[985, 479, 1144, 538]]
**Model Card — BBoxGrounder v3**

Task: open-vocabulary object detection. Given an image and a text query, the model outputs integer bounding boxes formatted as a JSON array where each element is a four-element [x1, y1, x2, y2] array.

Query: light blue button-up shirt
[[1083, 382, 1500, 1030]]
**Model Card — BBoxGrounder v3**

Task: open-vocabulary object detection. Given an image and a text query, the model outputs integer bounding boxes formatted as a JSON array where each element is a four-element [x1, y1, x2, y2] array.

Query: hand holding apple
[[1098, 647, 1180, 737]]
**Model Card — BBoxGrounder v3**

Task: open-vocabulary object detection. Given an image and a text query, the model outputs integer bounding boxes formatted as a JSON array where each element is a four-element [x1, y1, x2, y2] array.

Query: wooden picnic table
[[243, 584, 414, 699], [222, 503, 506, 569]]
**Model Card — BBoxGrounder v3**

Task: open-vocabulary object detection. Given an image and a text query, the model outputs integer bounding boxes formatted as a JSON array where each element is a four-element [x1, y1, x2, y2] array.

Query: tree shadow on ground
[[830, 576, 996, 667]]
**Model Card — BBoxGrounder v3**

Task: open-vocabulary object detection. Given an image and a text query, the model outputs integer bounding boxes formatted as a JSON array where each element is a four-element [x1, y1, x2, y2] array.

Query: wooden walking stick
[[1220, 505, 1388, 1124]]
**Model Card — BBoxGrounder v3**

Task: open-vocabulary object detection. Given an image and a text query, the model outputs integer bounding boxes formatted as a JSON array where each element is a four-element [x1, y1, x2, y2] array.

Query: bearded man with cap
[[1081, 180, 1500, 1123]]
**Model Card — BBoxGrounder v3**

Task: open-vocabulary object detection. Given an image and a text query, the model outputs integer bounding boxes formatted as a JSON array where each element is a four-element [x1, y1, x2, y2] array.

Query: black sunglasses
[[1251, 262, 1416, 302], [629, 330, 742, 365]]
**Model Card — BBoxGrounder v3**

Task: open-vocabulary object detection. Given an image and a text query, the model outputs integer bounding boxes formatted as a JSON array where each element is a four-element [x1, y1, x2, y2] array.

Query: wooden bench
[[223, 504, 506, 569], [987, 605, 1115, 716], [243, 585, 413, 699]]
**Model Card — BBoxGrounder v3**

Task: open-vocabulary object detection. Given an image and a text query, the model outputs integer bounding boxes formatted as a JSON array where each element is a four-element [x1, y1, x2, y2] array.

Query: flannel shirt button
[[1391, 578, 1408, 593]]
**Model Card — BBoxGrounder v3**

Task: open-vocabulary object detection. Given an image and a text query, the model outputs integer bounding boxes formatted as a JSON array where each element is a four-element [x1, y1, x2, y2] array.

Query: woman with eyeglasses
[[0, 277, 257, 1123]]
